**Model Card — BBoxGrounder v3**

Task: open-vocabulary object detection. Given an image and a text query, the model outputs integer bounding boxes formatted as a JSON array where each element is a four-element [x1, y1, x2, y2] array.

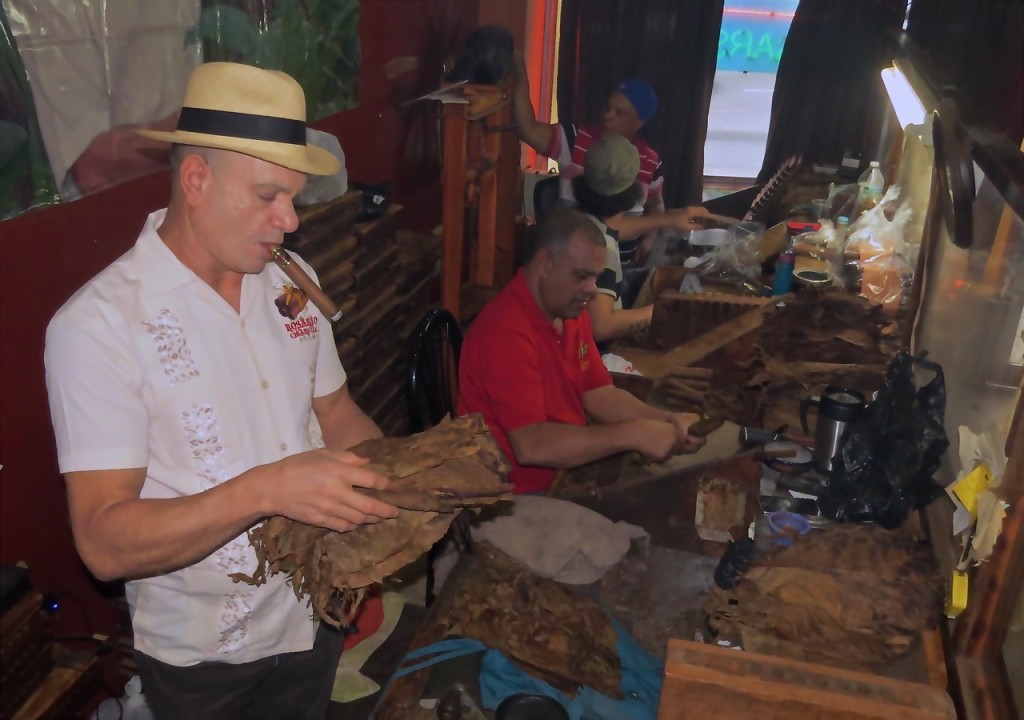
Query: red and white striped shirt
[[545, 124, 664, 208]]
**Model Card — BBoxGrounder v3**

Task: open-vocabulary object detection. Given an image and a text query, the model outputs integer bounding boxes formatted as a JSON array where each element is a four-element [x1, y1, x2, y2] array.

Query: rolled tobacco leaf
[[232, 414, 513, 627]]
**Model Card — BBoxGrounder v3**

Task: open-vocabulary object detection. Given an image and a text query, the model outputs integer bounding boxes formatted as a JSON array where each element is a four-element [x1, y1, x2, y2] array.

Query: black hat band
[[176, 107, 307, 146]]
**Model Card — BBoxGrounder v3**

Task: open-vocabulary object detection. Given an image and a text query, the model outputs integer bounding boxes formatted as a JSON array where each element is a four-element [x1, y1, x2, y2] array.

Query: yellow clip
[[951, 464, 994, 516], [946, 571, 969, 618]]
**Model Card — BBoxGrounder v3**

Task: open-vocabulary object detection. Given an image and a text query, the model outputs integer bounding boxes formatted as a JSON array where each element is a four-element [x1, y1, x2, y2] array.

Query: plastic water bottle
[[772, 251, 795, 296], [835, 216, 850, 241], [91, 676, 154, 720], [856, 161, 885, 215]]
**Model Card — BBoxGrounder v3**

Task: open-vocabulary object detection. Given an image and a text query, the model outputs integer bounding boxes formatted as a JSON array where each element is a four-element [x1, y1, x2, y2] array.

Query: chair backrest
[[406, 308, 463, 434], [532, 175, 561, 222]]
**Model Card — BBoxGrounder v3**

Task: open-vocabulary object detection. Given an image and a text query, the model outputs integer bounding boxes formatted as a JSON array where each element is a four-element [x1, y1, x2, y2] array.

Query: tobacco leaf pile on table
[[705, 524, 943, 669], [754, 288, 899, 365], [444, 543, 623, 698], [232, 414, 512, 627], [651, 289, 893, 431]]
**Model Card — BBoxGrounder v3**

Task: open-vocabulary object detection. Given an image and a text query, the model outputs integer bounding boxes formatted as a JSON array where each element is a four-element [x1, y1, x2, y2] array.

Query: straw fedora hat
[[138, 62, 340, 176]]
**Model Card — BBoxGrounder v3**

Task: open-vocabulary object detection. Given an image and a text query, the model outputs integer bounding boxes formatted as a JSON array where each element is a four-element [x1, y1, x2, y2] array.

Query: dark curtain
[[557, 0, 724, 207], [757, 0, 908, 183], [906, 0, 1023, 145]]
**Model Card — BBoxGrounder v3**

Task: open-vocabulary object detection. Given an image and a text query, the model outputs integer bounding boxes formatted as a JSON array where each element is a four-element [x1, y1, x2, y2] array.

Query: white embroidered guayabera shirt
[[45, 209, 346, 666]]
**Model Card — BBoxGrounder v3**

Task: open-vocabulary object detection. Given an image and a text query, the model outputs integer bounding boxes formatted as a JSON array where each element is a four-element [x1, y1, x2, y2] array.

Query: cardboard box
[[658, 638, 954, 720]]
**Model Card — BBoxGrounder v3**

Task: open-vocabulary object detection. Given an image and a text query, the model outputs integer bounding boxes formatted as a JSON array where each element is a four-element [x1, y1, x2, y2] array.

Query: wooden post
[[494, 102, 522, 285], [474, 112, 500, 287], [440, 87, 516, 314], [441, 104, 468, 318]]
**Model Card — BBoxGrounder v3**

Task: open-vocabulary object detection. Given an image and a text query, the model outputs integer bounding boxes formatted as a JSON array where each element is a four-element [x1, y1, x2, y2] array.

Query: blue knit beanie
[[617, 79, 658, 122]]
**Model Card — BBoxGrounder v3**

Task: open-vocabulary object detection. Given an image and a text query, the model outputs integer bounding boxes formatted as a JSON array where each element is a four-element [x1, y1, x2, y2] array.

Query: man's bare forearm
[[584, 385, 671, 425], [605, 213, 676, 241], [67, 467, 273, 581], [508, 421, 642, 468], [590, 301, 653, 343], [322, 409, 381, 450], [315, 384, 383, 450], [512, 56, 554, 154]]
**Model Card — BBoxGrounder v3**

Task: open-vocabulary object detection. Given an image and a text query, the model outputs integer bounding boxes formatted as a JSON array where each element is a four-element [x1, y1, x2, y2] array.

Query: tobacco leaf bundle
[[233, 414, 512, 627], [705, 524, 942, 668], [446, 543, 623, 698], [754, 288, 895, 365]]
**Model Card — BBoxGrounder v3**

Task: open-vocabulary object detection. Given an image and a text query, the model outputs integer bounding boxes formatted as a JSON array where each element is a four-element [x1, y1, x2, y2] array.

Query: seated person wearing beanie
[[511, 56, 711, 264], [574, 134, 654, 343], [458, 208, 704, 495]]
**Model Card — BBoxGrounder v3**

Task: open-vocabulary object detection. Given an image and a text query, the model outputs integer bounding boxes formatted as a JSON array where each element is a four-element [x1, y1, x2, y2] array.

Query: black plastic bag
[[713, 537, 755, 589], [819, 351, 948, 528]]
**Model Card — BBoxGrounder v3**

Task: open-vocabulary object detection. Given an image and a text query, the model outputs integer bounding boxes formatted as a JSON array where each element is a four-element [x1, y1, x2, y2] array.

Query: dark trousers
[[134, 622, 344, 720]]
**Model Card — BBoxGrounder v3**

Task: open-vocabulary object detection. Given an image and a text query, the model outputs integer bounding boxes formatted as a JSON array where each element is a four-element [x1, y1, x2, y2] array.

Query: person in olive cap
[[573, 134, 655, 343], [512, 57, 712, 264]]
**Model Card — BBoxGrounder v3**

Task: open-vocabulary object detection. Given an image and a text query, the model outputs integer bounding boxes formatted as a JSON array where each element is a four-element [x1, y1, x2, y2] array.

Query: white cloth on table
[[472, 495, 649, 584]]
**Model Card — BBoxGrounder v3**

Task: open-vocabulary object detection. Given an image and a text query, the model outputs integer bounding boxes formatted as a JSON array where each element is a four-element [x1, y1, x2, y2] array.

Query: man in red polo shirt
[[511, 56, 712, 265], [457, 208, 705, 494]]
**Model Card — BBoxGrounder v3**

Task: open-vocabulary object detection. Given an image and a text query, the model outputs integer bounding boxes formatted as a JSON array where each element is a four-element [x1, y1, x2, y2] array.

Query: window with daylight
[[703, 0, 799, 182]]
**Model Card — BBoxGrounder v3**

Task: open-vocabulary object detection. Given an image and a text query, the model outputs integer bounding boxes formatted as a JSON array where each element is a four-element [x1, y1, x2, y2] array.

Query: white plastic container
[[688, 227, 730, 249], [91, 676, 154, 720], [856, 161, 885, 214]]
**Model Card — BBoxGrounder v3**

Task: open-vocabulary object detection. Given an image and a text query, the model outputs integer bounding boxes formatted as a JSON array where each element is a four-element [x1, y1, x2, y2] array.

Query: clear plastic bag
[[697, 221, 765, 287], [790, 223, 844, 289], [826, 183, 860, 221], [841, 186, 914, 309]]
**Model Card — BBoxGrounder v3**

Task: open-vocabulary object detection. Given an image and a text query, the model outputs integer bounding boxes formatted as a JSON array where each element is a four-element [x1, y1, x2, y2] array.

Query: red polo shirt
[[457, 270, 612, 493]]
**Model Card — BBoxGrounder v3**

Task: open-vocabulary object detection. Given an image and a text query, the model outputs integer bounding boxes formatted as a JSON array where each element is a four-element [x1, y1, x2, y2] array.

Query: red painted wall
[[0, 0, 478, 635]]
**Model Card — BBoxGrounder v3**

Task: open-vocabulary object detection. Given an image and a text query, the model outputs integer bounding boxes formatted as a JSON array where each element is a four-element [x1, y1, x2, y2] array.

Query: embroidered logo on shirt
[[578, 342, 590, 371], [144, 309, 200, 385], [274, 285, 309, 320], [275, 284, 319, 342]]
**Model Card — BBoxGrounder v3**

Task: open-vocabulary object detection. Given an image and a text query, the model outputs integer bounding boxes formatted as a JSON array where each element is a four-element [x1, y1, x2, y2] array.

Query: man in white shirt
[[44, 62, 398, 719]]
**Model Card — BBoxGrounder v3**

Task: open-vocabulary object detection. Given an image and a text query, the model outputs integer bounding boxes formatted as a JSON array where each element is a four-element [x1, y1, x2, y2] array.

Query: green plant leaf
[[188, 5, 261, 60], [189, 0, 360, 119]]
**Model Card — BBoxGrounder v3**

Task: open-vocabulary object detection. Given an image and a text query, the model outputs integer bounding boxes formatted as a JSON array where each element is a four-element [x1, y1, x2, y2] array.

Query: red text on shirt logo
[[274, 284, 318, 342], [274, 285, 309, 320], [284, 315, 319, 340]]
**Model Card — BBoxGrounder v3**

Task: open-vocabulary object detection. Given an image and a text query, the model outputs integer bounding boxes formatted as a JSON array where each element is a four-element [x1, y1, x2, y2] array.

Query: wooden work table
[[373, 264, 949, 716], [372, 442, 951, 718]]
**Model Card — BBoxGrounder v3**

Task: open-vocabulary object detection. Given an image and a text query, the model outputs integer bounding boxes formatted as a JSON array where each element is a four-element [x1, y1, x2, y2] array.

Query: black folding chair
[[406, 308, 462, 434], [405, 308, 469, 605]]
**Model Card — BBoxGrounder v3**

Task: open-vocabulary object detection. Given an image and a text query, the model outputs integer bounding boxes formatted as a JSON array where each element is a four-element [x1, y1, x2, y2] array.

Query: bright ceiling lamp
[[881, 65, 927, 128]]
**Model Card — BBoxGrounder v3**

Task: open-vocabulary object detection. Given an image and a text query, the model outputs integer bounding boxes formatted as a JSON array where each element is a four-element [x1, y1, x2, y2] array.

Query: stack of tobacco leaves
[[654, 366, 757, 438], [233, 414, 512, 627], [656, 366, 713, 414], [704, 524, 943, 669], [445, 543, 623, 698], [753, 287, 897, 366], [747, 356, 887, 431]]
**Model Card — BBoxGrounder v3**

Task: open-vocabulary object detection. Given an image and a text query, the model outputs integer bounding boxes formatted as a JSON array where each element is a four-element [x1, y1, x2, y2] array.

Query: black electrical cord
[[51, 634, 117, 655]]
